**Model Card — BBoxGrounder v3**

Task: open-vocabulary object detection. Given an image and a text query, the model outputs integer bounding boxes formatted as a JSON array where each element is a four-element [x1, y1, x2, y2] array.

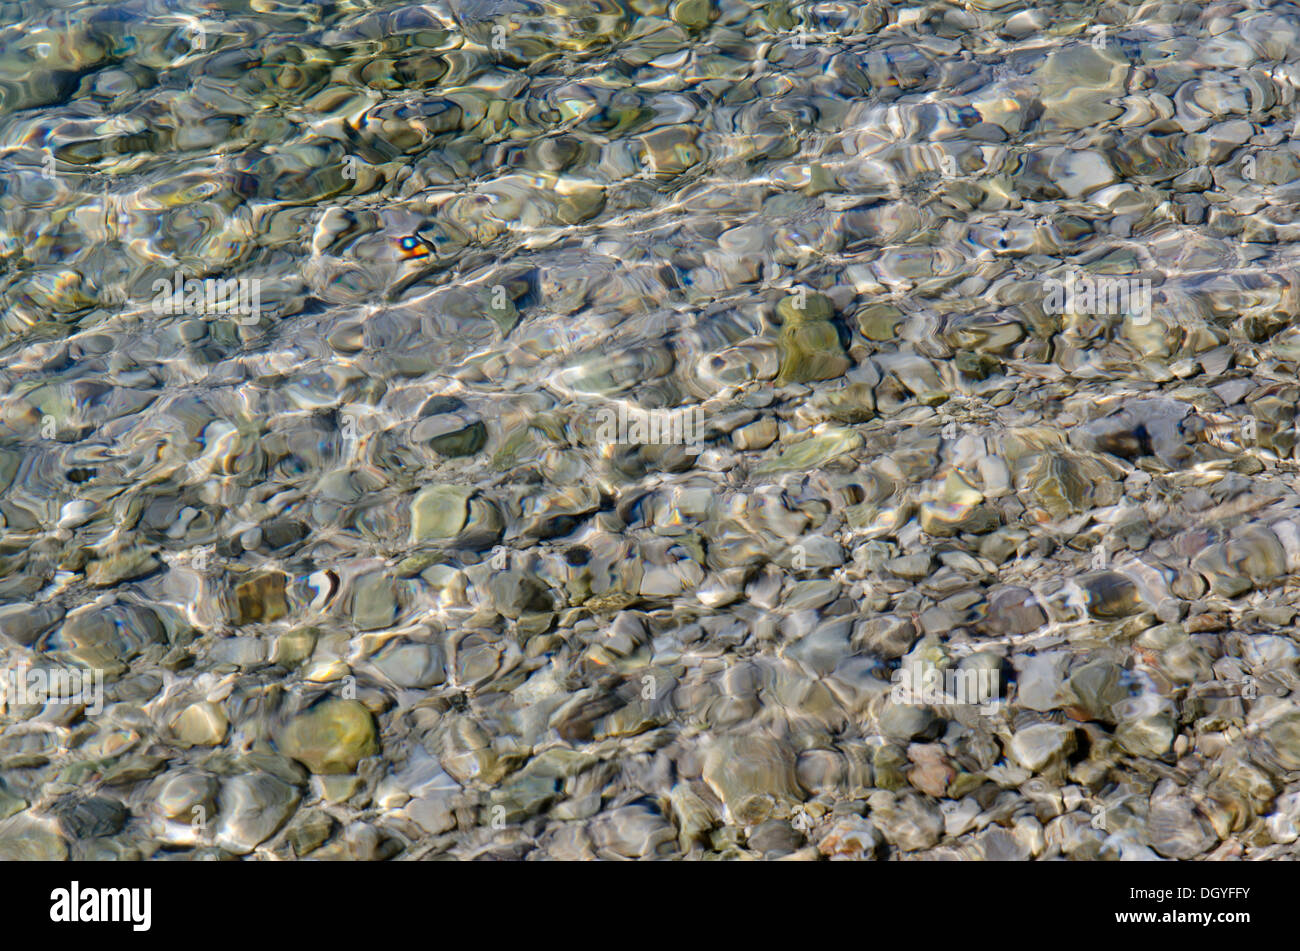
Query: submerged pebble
[[2, 0, 1300, 864]]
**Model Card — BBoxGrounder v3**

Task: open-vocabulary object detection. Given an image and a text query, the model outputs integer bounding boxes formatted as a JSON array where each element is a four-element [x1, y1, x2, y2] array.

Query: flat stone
[[410, 485, 473, 542], [279, 700, 379, 774]]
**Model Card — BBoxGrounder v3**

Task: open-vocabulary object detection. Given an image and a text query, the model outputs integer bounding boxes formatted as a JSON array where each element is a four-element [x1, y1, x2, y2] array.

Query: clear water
[[1, 0, 1300, 861]]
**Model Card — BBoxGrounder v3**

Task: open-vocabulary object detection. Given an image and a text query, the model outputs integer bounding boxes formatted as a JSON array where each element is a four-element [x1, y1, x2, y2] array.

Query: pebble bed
[[2, 0, 1300, 860]]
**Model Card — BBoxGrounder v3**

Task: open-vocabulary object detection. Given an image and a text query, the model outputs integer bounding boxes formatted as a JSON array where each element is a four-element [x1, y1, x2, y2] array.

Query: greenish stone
[[53, 599, 169, 666], [57, 758, 112, 785], [486, 772, 561, 824], [777, 291, 835, 324], [814, 382, 876, 423], [641, 125, 701, 177], [272, 627, 318, 667], [1263, 711, 1300, 771], [529, 748, 598, 780], [762, 1, 796, 31], [0, 447, 19, 494], [1035, 45, 1127, 130], [920, 472, 998, 536], [487, 570, 552, 618], [279, 700, 378, 774], [873, 745, 909, 791], [670, 0, 714, 30], [410, 484, 473, 542], [0, 602, 64, 647], [775, 293, 850, 385], [101, 754, 167, 786], [351, 572, 399, 631], [487, 299, 518, 336], [556, 181, 606, 224], [316, 774, 364, 802], [85, 548, 160, 587], [429, 420, 487, 457], [948, 772, 986, 799], [920, 501, 998, 536], [955, 350, 1000, 379], [240, 751, 308, 787], [878, 698, 935, 740], [517, 612, 555, 638], [394, 552, 442, 577], [856, 303, 905, 341], [491, 425, 536, 470], [0, 815, 67, 860], [288, 809, 336, 856], [702, 735, 800, 824], [755, 427, 862, 475], [0, 782, 25, 820]]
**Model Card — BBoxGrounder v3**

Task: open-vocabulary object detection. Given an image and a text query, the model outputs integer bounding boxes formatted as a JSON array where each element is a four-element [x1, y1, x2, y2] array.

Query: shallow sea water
[[3, 0, 1300, 860]]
